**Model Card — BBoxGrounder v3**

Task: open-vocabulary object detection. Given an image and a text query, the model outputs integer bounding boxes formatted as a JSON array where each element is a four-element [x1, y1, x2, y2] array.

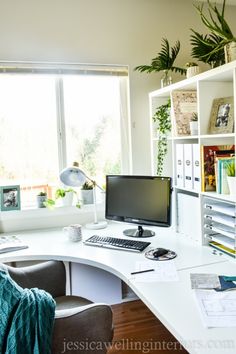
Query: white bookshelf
[[149, 61, 236, 255]]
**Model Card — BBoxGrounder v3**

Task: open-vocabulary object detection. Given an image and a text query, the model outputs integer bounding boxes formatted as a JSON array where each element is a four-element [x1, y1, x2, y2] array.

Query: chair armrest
[[52, 303, 113, 354]]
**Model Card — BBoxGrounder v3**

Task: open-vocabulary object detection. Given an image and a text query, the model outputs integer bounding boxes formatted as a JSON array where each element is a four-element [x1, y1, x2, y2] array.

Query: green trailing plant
[[190, 31, 225, 66], [226, 160, 235, 177], [152, 99, 171, 176], [44, 188, 81, 209], [134, 38, 186, 75]]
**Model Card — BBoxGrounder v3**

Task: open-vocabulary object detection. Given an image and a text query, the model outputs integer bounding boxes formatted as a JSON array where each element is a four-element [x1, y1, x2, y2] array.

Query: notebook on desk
[[0, 235, 28, 254]]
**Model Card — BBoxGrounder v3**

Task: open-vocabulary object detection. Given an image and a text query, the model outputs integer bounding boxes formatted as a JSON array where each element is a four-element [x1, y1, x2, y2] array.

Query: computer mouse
[[153, 248, 169, 258]]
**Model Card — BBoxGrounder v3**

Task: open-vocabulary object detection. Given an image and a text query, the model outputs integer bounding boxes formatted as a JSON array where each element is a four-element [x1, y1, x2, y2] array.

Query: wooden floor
[[108, 300, 189, 354]]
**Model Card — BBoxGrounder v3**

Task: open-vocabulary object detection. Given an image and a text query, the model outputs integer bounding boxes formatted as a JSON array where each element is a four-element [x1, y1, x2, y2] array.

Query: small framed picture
[[0, 185, 21, 211], [208, 97, 234, 134]]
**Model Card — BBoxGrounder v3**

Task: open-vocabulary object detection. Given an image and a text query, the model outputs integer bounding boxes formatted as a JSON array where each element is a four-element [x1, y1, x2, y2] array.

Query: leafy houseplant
[[189, 112, 198, 135], [81, 181, 94, 205], [134, 38, 186, 87], [44, 188, 80, 209], [193, 0, 236, 63], [152, 99, 171, 175]]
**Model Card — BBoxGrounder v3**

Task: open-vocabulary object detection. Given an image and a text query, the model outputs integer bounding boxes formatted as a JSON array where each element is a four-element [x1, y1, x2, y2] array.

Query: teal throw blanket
[[0, 266, 55, 354]]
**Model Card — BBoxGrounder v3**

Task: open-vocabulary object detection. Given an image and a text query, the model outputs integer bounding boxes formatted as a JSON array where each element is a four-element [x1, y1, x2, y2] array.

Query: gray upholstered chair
[[6, 260, 113, 354]]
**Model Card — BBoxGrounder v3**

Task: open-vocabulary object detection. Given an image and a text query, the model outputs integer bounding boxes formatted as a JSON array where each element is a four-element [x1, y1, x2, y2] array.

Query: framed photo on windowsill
[[208, 97, 234, 134], [0, 185, 21, 211]]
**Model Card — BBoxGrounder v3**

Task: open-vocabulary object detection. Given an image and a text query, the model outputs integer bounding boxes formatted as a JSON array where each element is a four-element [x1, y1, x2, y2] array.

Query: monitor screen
[[105, 175, 172, 236]]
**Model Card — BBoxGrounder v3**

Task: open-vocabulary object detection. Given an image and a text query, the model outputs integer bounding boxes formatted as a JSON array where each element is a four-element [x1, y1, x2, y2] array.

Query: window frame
[[0, 61, 131, 214]]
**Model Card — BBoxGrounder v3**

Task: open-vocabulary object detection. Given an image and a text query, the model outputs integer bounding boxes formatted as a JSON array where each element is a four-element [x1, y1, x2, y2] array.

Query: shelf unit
[[149, 61, 236, 254]]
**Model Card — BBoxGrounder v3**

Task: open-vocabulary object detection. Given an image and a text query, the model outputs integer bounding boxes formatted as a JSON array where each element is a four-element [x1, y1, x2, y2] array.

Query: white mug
[[63, 224, 82, 242]]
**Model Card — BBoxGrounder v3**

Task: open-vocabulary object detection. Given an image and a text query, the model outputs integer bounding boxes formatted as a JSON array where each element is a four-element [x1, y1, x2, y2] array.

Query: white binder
[[176, 144, 184, 187], [192, 144, 201, 192], [184, 144, 193, 189]]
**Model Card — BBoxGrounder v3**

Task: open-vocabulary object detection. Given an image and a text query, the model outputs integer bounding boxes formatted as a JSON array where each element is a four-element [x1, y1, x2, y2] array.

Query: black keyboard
[[84, 235, 151, 252]]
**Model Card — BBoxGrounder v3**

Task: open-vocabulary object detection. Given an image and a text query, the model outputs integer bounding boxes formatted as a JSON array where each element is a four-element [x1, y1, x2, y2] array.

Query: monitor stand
[[123, 225, 155, 238]]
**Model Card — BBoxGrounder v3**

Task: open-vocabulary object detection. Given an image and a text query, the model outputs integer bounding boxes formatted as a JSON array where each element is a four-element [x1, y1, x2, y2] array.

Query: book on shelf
[[171, 90, 197, 136], [201, 145, 235, 192], [193, 144, 201, 192], [0, 235, 28, 254], [184, 144, 193, 189], [175, 144, 184, 188], [215, 156, 235, 194]]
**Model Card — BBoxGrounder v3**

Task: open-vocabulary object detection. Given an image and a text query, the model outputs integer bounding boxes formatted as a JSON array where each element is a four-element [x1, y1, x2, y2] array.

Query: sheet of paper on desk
[[190, 273, 221, 289], [131, 261, 179, 282], [194, 289, 236, 327]]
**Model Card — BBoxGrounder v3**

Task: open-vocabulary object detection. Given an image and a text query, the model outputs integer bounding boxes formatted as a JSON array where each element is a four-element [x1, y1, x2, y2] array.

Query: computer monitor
[[105, 175, 172, 237]]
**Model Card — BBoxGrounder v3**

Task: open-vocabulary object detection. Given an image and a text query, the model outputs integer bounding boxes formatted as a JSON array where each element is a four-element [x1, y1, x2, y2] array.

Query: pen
[[131, 269, 154, 275]]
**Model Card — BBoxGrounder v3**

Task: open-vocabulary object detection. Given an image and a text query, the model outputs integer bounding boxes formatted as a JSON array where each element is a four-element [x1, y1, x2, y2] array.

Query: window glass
[[0, 75, 59, 207], [63, 75, 121, 186]]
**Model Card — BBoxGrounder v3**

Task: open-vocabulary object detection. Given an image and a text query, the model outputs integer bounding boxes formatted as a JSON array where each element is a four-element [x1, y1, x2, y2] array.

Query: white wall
[[0, 0, 236, 174]]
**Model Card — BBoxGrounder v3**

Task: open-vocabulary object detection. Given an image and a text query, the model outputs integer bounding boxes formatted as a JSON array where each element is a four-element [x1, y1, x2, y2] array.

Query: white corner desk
[[1, 222, 236, 354]]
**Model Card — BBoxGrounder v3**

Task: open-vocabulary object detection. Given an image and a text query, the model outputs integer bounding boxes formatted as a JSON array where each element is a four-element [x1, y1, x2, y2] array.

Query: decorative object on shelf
[[81, 181, 94, 205], [44, 188, 80, 209], [36, 191, 47, 208], [0, 185, 21, 211], [171, 90, 197, 136], [189, 112, 198, 135], [185, 62, 200, 78], [59, 162, 107, 229], [152, 99, 171, 175], [194, 0, 236, 64], [208, 96, 234, 134], [201, 144, 235, 192], [190, 31, 225, 67], [226, 159, 236, 195], [134, 38, 186, 88]]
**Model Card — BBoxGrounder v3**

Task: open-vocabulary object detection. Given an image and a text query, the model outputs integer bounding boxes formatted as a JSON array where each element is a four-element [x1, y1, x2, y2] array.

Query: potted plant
[[152, 99, 171, 175], [189, 112, 198, 135], [185, 62, 200, 78], [81, 181, 94, 205], [190, 30, 225, 67], [194, 0, 236, 63], [134, 38, 186, 87], [44, 188, 80, 209], [226, 159, 236, 195], [36, 191, 47, 208]]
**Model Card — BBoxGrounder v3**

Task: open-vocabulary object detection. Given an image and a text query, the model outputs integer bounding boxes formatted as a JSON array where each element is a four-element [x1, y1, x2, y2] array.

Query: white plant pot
[[189, 121, 198, 135], [224, 42, 236, 63], [61, 191, 74, 207], [227, 176, 236, 195], [81, 190, 94, 205], [186, 66, 200, 79]]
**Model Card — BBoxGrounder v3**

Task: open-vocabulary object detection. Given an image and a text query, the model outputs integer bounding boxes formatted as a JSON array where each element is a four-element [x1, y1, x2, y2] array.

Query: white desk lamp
[[59, 162, 107, 230]]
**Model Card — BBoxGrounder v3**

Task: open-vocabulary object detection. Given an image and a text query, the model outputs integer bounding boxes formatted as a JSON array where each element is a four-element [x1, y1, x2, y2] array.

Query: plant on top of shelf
[[152, 98, 171, 176], [134, 38, 186, 87], [193, 0, 236, 63]]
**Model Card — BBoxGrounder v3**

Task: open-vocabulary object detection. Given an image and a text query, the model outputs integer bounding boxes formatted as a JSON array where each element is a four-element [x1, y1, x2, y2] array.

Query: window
[[0, 64, 130, 208]]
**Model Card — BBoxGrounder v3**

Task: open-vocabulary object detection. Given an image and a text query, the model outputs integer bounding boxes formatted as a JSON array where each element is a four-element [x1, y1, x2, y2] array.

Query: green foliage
[[152, 99, 171, 176], [190, 30, 225, 66], [226, 160, 235, 177], [134, 38, 186, 75], [82, 181, 94, 190], [195, 0, 235, 43], [44, 188, 80, 209], [37, 191, 47, 196]]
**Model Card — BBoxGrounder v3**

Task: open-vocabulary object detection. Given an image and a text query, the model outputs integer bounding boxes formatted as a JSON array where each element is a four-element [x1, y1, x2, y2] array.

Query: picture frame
[[0, 185, 21, 211], [171, 90, 197, 136], [208, 97, 234, 134]]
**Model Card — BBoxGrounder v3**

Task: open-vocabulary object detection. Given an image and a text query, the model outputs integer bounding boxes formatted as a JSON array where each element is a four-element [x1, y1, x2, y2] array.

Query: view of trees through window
[[0, 72, 123, 208]]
